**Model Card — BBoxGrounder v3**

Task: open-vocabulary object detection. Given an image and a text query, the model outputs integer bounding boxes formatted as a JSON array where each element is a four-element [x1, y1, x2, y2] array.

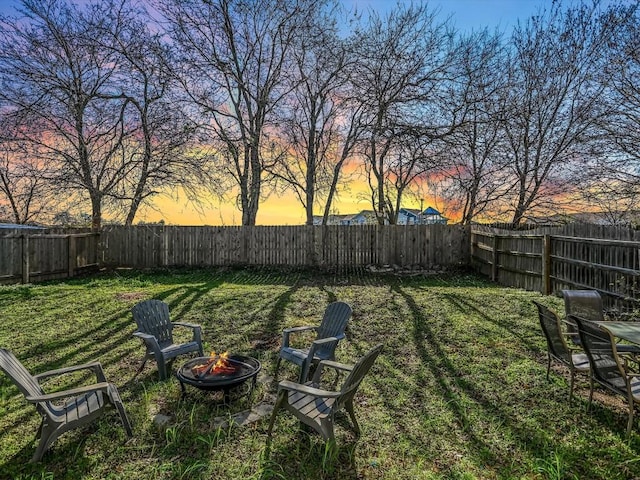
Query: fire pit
[[176, 351, 261, 402]]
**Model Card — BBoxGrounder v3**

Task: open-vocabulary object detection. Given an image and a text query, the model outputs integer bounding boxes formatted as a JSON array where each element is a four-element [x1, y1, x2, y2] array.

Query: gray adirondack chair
[[275, 301, 352, 382], [0, 348, 132, 462], [533, 301, 589, 404], [573, 316, 640, 436], [268, 344, 383, 443], [132, 299, 204, 380]]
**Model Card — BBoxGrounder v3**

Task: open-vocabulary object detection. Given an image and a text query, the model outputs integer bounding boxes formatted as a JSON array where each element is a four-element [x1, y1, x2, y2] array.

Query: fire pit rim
[[176, 354, 262, 391]]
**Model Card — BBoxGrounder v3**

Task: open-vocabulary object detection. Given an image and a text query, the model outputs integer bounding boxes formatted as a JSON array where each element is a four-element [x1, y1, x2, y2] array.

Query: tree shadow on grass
[[384, 284, 640, 479]]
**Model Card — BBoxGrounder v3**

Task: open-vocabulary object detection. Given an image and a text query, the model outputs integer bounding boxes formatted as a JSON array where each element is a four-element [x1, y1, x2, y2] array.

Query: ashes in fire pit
[[176, 351, 261, 402]]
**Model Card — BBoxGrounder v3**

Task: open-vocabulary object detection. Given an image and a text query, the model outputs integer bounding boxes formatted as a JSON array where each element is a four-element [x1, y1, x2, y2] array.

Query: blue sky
[[345, 0, 546, 32], [0, 0, 549, 32]]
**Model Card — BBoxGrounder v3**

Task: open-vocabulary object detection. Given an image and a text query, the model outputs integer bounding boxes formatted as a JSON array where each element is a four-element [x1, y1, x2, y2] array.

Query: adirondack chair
[[533, 301, 589, 404], [573, 316, 640, 436], [0, 348, 132, 462], [132, 299, 204, 380], [275, 301, 352, 382], [267, 344, 383, 443]]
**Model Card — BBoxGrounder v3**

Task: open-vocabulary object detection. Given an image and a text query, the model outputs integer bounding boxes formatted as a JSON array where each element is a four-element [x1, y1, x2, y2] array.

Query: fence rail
[[0, 233, 99, 284], [471, 226, 640, 310]]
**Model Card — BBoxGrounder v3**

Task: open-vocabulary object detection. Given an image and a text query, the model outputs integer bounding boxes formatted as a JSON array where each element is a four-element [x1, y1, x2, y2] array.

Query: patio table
[[594, 321, 640, 346]]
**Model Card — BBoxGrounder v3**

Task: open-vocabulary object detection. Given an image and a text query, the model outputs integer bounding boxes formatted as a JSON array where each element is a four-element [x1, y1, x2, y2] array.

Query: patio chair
[[563, 290, 640, 354], [275, 301, 352, 382], [532, 301, 589, 404], [0, 348, 132, 462], [562, 289, 604, 345], [573, 315, 640, 437], [132, 299, 204, 380], [267, 344, 383, 443]]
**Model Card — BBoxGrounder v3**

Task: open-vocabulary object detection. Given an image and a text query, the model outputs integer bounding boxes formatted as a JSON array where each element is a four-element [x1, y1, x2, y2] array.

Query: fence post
[[21, 235, 29, 284], [541, 234, 551, 295], [491, 234, 499, 282], [68, 235, 76, 278]]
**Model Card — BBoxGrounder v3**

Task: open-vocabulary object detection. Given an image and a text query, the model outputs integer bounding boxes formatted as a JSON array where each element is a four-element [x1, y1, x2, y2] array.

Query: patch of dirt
[[251, 333, 279, 351], [115, 292, 147, 301]]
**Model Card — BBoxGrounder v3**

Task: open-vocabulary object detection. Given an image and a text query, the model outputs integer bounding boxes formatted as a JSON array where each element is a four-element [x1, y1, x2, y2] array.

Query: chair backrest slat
[[338, 344, 383, 405], [132, 299, 173, 346], [315, 302, 352, 357], [0, 348, 51, 413], [533, 301, 572, 365]]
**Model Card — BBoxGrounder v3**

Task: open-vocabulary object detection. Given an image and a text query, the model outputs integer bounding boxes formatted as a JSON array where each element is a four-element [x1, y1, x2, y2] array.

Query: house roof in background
[[0, 223, 45, 229]]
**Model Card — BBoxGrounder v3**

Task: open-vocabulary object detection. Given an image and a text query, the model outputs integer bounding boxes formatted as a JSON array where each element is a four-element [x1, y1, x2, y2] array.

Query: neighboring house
[[397, 208, 422, 225], [397, 207, 448, 225], [313, 207, 448, 225], [422, 207, 448, 225], [0, 223, 45, 230], [312, 210, 376, 226]]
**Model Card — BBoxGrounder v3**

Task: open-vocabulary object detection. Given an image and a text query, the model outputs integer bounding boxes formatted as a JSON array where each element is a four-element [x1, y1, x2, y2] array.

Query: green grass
[[1, 268, 639, 479]]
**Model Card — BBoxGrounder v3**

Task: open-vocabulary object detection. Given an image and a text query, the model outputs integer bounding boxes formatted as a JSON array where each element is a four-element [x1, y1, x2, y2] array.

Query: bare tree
[[0, 0, 131, 231], [498, 1, 618, 226], [271, 5, 365, 225], [159, 0, 321, 225], [581, 2, 640, 224], [0, 121, 57, 224], [350, 3, 456, 224], [439, 29, 510, 225], [97, 0, 200, 225], [365, 133, 440, 224]]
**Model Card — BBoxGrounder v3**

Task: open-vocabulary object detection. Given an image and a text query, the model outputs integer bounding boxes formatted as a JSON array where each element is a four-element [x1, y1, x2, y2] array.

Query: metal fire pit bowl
[[176, 355, 261, 402]]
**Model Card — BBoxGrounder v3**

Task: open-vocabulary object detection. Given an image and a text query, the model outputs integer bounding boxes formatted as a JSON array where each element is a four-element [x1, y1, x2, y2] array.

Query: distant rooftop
[[0, 223, 45, 229]]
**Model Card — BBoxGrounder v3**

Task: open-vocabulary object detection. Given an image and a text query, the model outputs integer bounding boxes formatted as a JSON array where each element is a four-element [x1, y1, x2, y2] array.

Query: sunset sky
[[0, 0, 548, 226]]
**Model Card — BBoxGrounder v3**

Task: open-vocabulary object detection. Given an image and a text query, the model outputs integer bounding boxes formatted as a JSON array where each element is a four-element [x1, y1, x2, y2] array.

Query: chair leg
[[319, 418, 335, 442], [345, 399, 360, 435], [135, 356, 148, 376], [107, 385, 133, 437], [267, 391, 287, 438], [299, 360, 311, 383], [568, 371, 575, 405], [587, 376, 594, 411], [274, 357, 282, 377], [626, 395, 635, 438], [546, 354, 551, 381], [31, 420, 58, 463]]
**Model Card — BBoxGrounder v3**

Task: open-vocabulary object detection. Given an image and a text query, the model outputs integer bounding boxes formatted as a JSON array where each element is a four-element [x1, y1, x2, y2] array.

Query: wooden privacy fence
[[101, 224, 471, 269], [0, 233, 99, 285], [471, 228, 640, 309]]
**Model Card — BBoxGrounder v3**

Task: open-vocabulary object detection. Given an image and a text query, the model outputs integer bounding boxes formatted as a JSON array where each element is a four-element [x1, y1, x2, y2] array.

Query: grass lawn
[[1, 268, 639, 479]]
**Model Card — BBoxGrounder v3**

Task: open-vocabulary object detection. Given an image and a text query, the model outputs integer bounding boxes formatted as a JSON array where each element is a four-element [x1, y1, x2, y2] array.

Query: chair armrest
[[277, 379, 341, 399], [282, 325, 317, 347], [34, 361, 106, 383], [133, 331, 163, 357], [311, 359, 354, 383], [25, 382, 112, 403], [173, 322, 201, 330], [317, 359, 353, 373], [307, 335, 343, 361], [173, 322, 203, 345], [284, 326, 317, 334], [133, 331, 157, 341], [312, 335, 345, 346]]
